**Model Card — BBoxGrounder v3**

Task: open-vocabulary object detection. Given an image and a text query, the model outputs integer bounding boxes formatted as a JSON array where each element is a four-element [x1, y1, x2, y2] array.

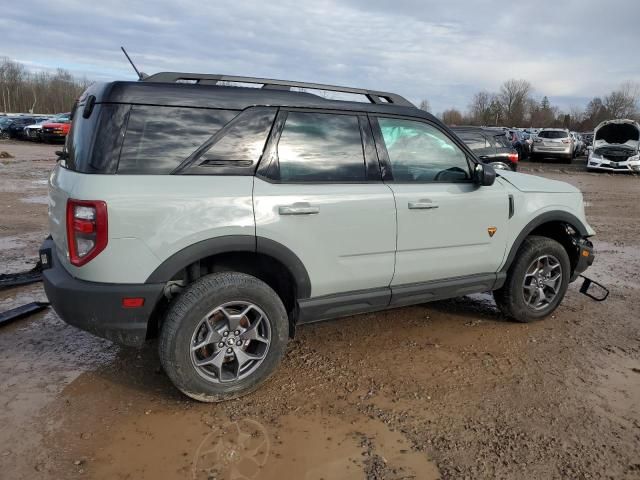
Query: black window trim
[[368, 113, 479, 184], [255, 107, 383, 185]]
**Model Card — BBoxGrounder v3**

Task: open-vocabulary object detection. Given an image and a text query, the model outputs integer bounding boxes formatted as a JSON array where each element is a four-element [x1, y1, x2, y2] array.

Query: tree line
[[422, 79, 640, 131], [0, 57, 89, 114]]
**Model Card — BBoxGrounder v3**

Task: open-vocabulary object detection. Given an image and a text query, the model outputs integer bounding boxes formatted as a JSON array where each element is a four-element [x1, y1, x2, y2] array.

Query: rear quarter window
[[118, 106, 238, 174]]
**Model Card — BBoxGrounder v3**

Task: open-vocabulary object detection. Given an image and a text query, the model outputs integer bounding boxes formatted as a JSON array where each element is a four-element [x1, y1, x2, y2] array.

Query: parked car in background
[[41, 116, 72, 142], [587, 119, 640, 173], [581, 132, 594, 147], [531, 128, 574, 163], [0, 116, 38, 139], [24, 117, 56, 141], [452, 126, 519, 171], [25, 114, 70, 142], [570, 132, 585, 156], [508, 129, 530, 159]]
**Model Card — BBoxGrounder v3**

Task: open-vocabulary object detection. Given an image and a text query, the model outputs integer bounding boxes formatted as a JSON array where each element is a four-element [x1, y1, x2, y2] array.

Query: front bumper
[[587, 157, 640, 173], [41, 132, 67, 142], [571, 237, 594, 282], [40, 238, 164, 346]]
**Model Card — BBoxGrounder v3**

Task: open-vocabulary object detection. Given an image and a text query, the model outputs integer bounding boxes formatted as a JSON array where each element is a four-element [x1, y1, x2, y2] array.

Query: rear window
[[538, 130, 568, 139], [456, 132, 487, 151], [118, 106, 237, 174], [492, 133, 512, 148], [274, 111, 366, 182]]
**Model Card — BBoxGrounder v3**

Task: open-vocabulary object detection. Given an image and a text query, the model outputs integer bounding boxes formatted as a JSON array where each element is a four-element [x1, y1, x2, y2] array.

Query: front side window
[[275, 111, 366, 182], [378, 118, 470, 182]]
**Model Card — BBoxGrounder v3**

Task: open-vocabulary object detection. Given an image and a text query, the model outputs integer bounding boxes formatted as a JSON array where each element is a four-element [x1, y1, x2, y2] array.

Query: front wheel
[[494, 236, 571, 323], [159, 272, 289, 402]]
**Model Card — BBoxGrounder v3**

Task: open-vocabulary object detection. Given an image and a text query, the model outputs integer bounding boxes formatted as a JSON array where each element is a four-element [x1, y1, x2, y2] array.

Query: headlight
[[589, 152, 602, 160], [628, 154, 640, 163]]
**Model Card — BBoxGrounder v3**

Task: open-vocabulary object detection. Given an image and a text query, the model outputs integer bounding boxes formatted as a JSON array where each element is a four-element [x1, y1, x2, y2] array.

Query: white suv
[[532, 128, 574, 163], [40, 72, 595, 401]]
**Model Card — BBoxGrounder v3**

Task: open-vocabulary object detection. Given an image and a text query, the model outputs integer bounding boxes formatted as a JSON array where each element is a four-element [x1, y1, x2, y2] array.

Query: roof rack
[[143, 72, 415, 107]]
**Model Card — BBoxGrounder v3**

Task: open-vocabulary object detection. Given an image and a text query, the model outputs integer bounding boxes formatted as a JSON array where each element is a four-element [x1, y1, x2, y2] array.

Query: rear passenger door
[[253, 109, 396, 300]]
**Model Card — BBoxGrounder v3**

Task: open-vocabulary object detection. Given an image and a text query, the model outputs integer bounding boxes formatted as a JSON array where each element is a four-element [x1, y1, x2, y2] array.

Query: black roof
[[82, 72, 433, 120]]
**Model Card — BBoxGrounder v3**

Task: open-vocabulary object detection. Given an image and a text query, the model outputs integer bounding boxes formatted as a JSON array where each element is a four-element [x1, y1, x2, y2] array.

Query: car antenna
[[120, 46, 147, 80]]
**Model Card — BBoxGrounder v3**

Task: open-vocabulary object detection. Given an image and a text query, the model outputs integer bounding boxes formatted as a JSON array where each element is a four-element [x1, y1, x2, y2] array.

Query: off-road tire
[[159, 272, 289, 402], [494, 236, 571, 323]]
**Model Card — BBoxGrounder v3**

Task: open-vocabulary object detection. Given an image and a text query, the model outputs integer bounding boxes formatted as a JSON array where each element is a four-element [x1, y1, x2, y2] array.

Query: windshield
[[538, 130, 568, 139]]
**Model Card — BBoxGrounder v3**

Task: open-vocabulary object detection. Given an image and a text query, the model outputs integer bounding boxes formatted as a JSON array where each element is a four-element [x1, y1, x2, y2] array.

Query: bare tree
[[0, 57, 88, 114], [499, 79, 532, 126], [441, 108, 463, 125], [468, 91, 492, 125], [604, 81, 639, 119], [418, 99, 430, 112]]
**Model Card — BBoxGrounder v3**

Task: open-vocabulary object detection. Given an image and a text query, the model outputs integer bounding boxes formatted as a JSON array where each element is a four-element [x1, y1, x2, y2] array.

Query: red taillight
[[508, 153, 519, 163], [562, 139, 571, 144], [66, 199, 108, 266]]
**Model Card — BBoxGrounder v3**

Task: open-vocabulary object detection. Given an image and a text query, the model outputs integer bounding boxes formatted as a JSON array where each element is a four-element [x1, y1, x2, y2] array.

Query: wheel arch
[[144, 236, 311, 339], [501, 211, 590, 276], [145, 235, 311, 298]]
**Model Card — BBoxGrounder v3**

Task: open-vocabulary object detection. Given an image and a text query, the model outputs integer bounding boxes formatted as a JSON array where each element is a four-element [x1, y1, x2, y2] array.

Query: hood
[[593, 119, 639, 151], [497, 170, 579, 194]]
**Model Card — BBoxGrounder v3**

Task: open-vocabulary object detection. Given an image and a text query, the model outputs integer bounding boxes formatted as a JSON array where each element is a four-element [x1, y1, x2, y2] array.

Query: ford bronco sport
[[40, 72, 595, 402]]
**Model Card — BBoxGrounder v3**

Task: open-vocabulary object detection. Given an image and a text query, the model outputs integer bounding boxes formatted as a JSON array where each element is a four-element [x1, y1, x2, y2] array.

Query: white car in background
[[587, 119, 640, 173]]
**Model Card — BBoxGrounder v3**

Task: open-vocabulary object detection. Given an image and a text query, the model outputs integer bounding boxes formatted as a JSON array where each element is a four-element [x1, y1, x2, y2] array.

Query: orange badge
[[488, 227, 497, 237]]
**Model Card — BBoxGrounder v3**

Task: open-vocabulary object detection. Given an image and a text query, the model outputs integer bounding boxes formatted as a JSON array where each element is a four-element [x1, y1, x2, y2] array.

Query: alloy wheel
[[190, 301, 271, 384], [522, 255, 563, 310]]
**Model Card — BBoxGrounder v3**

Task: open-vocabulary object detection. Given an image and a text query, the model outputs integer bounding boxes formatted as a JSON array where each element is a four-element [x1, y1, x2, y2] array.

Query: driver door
[[370, 116, 509, 287]]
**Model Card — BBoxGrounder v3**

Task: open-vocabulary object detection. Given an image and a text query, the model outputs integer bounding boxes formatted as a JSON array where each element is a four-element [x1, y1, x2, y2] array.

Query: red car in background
[[41, 115, 71, 142]]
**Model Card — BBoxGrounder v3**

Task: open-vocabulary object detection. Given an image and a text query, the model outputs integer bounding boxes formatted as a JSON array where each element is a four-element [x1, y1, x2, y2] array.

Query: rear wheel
[[160, 272, 289, 402], [494, 236, 570, 323]]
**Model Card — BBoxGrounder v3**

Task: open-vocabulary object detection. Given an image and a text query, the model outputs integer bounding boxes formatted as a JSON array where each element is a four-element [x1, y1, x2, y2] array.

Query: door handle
[[408, 200, 439, 210], [278, 203, 320, 215]]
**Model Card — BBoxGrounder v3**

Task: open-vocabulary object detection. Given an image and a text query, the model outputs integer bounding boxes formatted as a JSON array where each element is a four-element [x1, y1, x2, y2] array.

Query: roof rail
[[143, 72, 415, 107]]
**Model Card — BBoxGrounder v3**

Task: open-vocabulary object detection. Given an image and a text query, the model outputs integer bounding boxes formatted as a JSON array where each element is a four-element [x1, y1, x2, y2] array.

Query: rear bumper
[[40, 238, 164, 347]]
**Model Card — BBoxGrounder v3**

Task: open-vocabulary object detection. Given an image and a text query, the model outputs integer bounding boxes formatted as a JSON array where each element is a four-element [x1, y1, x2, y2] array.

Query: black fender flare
[[145, 235, 312, 299], [501, 211, 590, 273]]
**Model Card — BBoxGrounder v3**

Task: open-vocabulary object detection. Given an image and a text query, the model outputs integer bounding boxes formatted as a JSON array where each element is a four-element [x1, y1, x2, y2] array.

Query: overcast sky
[[3, 0, 639, 113]]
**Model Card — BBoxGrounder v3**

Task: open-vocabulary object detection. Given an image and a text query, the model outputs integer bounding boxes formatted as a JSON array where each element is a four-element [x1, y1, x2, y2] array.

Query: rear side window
[[275, 111, 366, 182], [538, 130, 568, 139], [184, 107, 277, 174], [118, 106, 237, 174]]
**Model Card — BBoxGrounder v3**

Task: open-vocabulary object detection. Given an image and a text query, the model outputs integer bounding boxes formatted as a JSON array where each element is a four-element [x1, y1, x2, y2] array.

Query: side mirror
[[474, 163, 496, 186]]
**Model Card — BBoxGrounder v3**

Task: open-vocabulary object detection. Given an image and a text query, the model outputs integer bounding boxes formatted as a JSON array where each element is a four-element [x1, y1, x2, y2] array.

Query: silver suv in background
[[531, 128, 574, 163]]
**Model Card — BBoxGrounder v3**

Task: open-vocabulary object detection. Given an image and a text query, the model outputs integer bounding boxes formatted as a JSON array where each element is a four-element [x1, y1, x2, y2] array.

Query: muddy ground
[[1, 140, 639, 480]]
